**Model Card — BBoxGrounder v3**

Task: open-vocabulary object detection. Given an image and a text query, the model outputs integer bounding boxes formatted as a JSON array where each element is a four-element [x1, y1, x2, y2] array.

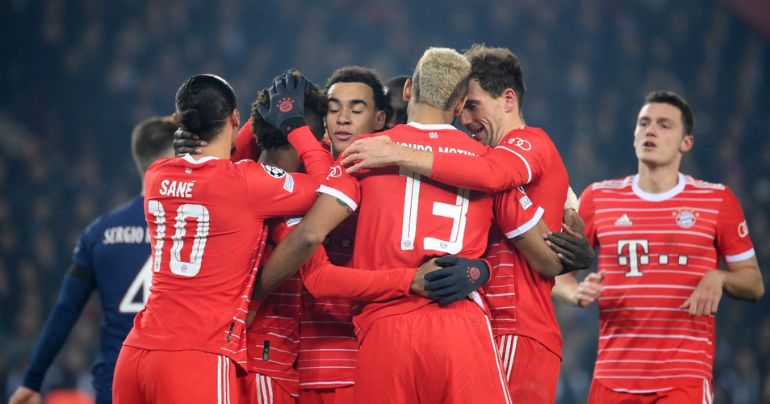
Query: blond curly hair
[[411, 47, 471, 111]]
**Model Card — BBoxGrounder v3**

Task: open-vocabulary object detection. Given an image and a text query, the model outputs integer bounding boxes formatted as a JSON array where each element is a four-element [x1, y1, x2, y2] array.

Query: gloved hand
[[173, 128, 206, 156], [256, 69, 309, 135], [424, 255, 490, 306]]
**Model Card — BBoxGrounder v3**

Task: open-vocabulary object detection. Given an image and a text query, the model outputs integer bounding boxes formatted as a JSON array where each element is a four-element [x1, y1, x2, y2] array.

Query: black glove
[[256, 69, 309, 135], [424, 255, 490, 306], [173, 128, 206, 156], [546, 231, 594, 273]]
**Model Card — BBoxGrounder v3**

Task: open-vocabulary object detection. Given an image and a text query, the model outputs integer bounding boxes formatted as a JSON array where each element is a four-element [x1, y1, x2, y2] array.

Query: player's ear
[[502, 88, 517, 113], [403, 79, 412, 103], [172, 112, 181, 125], [231, 109, 240, 128], [374, 110, 386, 131], [452, 95, 467, 116], [679, 134, 694, 153]]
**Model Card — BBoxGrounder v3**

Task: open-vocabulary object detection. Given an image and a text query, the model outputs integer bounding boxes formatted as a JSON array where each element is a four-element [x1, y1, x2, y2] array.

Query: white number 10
[[147, 200, 210, 277], [400, 169, 470, 254]]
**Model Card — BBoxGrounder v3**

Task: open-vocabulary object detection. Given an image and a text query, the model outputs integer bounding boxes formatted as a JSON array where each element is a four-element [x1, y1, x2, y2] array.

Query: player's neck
[[197, 131, 233, 159], [636, 163, 681, 193], [494, 113, 526, 146], [408, 105, 455, 126]]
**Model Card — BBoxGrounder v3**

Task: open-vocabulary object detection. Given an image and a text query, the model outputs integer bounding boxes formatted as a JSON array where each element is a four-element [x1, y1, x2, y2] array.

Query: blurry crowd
[[1, 0, 768, 403]]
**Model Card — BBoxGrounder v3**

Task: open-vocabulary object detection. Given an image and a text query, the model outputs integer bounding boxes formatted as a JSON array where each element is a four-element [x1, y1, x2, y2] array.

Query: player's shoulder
[[589, 175, 635, 191], [499, 126, 554, 148], [683, 175, 726, 191], [81, 195, 145, 240]]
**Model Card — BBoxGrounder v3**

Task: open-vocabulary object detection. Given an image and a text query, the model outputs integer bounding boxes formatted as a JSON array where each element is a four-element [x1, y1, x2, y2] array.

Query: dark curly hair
[[250, 71, 327, 150]]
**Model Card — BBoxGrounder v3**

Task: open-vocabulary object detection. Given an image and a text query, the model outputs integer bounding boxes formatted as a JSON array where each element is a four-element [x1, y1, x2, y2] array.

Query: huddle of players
[[11, 42, 763, 404]]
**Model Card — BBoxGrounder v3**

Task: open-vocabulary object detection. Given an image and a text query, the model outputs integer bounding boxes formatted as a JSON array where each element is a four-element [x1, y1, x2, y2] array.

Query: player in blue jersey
[[9, 116, 177, 404]]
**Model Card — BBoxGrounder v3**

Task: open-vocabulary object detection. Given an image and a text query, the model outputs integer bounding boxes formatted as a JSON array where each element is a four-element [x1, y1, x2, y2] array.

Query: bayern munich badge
[[673, 208, 698, 228]]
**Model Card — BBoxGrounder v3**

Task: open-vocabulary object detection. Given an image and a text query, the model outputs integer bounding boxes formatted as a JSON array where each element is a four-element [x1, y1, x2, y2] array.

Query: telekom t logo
[[617, 239, 690, 277], [618, 239, 649, 277]]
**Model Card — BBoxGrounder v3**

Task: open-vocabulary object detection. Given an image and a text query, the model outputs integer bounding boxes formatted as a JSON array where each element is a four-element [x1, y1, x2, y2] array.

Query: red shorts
[[299, 386, 354, 404], [354, 300, 511, 404], [588, 378, 714, 404], [238, 373, 297, 404], [496, 334, 560, 403], [113, 346, 238, 404]]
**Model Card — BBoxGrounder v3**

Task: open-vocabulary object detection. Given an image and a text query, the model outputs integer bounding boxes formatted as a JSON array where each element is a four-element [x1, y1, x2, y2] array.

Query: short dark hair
[[463, 44, 526, 113], [385, 75, 409, 126], [175, 74, 237, 141], [327, 66, 390, 114], [131, 116, 177, 175], [644, 90, 694, 135], [251, 71, 327, 150]]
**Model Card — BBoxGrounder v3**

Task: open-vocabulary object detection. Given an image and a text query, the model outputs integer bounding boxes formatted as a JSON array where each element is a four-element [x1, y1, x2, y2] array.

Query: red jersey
[[431, 126, 569, 356], [319, 122, 494, 339], [231, 119, 262, 162], [431, 126, 568, 231], [483, 189, 563, 357], [124, 155, 318, 369], [580, 174, 755, 392], [298, 214, 358, 390], [245, 219, 302, 394]]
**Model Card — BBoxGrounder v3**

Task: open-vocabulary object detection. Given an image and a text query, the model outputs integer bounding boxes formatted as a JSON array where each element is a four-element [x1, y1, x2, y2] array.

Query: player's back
[[347, 123, 494, 335], [74, 195, 151, 394], [353, 123, 493, 269], [124, 155, 317, 366]]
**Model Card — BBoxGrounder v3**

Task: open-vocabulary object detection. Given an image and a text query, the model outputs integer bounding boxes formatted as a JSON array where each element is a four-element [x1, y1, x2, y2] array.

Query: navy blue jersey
[[23, 195, 150, 402]]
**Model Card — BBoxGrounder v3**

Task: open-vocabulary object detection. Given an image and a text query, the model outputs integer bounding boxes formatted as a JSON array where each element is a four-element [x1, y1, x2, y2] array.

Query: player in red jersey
[[295, 66, 390, 404], [258, 48, 516, 403], [568, 91, 764, 403], [339, 44, 591, 402], [112, 74, 322, 404]]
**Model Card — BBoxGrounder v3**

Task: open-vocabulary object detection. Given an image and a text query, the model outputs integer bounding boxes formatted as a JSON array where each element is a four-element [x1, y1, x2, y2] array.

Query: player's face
[[634, 103, 692, 167], [326, 82, 385, 154], [459, 80, 505, 146]]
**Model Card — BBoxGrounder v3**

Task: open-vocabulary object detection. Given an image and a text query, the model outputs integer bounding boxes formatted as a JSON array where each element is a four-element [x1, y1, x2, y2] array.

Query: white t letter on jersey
[[618, 239, 649, 277]]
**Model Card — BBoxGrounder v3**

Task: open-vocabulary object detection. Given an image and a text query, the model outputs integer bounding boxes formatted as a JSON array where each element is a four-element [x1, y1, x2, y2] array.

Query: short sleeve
[[717, 187, 755, 262], [317, 163, 361, 212], [494, 187, 544, 239], [578, 185, 597, 248], [241, 161, 319, 219]]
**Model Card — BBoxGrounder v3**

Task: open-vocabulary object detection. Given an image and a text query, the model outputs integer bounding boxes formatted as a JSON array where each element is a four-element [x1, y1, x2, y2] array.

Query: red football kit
[[428, 126, 569, 400], [319, 122, 512, 404], [580, 174, 755, 399], [114, 155, 319, 404]]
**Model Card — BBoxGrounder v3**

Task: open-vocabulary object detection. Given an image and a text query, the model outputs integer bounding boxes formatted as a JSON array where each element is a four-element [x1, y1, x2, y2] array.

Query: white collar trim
[[407, 122, 456, 131], [632, 173, 686, 201], [182, 154, 219, 164]]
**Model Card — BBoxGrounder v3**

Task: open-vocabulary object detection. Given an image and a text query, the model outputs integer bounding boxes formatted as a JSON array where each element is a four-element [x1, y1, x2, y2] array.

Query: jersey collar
[[407, 122, 457, 131], [631, 173, 686, 201], [182, 154, 219, 164]]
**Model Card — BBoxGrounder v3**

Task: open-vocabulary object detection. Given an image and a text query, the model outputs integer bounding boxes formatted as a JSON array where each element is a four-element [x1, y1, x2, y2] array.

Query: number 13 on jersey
[[400, 169, 470, 254]]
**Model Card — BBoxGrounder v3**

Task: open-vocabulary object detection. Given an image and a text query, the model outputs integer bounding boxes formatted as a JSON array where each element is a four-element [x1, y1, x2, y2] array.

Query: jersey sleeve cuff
[[504, 206, 544, 239], [725, 248, 755, 262], [317, 185, 358, 211]]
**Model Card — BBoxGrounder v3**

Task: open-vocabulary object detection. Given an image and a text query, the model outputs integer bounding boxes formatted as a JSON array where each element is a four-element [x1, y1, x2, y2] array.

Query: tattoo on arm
[[513, 235, 525, 241], [335, 197, 353, 214]]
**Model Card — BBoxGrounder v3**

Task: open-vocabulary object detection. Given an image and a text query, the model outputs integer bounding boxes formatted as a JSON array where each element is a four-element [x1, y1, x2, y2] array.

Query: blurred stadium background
[[1, 0, 768, 402]]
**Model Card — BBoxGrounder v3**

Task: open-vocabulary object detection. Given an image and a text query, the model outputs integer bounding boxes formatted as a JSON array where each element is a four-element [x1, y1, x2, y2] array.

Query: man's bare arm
[[512, 219, 563, 277]]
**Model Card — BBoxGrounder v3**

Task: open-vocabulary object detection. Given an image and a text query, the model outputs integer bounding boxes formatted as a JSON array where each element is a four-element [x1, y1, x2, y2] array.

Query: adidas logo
[[615, 214, 633, 226]]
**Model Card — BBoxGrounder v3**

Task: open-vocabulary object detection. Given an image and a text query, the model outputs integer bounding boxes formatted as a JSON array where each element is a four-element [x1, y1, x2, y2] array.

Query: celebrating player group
[[11, 44, 763, 404]]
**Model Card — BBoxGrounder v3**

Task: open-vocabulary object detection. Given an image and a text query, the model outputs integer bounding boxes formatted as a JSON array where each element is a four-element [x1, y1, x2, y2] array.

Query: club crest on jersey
[[673, 208, 698, 229], [261, 163, 286, 178], [278, 97, 294, 113], [507, 137, 531, 151]]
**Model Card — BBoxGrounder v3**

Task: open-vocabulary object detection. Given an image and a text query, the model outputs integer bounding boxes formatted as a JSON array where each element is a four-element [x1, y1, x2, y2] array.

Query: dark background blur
[[1, 0, 768, 403]]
